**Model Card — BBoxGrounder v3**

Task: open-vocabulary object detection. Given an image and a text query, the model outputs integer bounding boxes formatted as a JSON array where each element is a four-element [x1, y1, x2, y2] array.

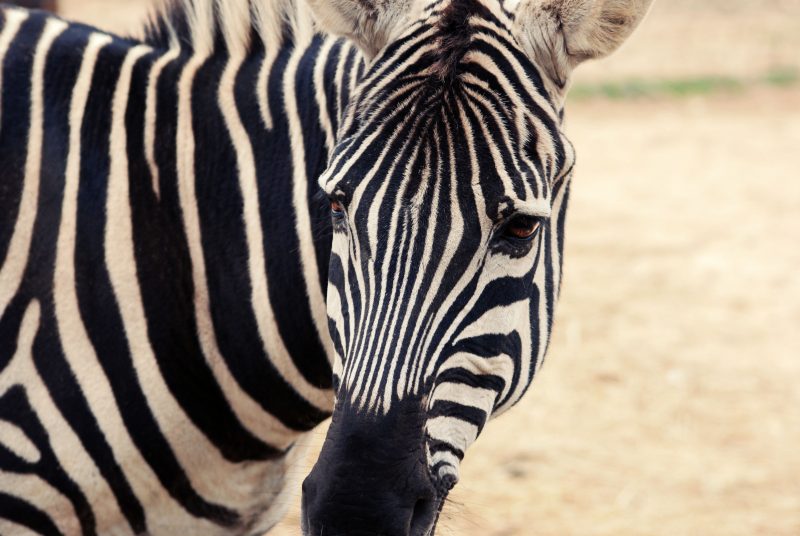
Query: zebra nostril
[[409, 496, 437, 536], [438, 472, 457, 494]]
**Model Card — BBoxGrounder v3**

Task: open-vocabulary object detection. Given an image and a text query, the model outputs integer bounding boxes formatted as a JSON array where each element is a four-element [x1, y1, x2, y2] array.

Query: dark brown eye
[[330, 199, 345, 216], [502, 216, 540, 241]]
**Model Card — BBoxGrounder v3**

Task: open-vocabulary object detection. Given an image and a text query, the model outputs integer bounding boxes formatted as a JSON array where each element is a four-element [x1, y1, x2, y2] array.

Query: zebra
[[0, 0, 651, 534]]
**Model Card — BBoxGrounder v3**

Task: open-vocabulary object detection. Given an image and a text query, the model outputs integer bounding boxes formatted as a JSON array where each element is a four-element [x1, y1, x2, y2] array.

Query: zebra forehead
[[429, 0, 503, 82]]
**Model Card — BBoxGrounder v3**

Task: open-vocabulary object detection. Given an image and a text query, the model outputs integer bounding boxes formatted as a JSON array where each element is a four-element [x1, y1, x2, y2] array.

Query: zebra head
[[303, 0, 652, 533]]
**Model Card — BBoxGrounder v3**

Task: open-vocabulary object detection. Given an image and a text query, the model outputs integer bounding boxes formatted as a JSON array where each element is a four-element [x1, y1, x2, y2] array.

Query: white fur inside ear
[[306, 0, 419, 57], [514, 0, 653, 93]]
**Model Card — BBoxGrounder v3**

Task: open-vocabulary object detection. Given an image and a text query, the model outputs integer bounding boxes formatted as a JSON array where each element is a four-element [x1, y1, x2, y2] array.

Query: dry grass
[[54, 1, 800, 534]]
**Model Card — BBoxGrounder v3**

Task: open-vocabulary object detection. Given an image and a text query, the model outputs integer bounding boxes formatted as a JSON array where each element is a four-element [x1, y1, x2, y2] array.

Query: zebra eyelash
[[486, 215, 545, 258], [496, 214, 543, 239]]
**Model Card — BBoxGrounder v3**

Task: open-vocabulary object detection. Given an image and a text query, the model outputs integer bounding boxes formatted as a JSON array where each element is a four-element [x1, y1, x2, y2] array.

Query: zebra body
[[0, 5, 356, 535]]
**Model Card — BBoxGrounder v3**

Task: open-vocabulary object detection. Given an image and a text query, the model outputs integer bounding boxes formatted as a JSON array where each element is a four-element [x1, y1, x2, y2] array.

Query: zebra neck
[[12, 9, 364, 442], [0, 8, 367, 534], [87, 18, 365, 437], [132, 34, 366, 428]]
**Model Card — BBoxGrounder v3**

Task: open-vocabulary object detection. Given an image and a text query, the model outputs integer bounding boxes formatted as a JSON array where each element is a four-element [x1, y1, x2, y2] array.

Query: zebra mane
[[144, 0, 317, 56], [431, 0, 492, 84]]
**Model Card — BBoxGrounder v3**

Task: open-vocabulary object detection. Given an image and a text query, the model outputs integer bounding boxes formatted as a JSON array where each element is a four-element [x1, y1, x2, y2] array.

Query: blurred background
[[33, 0, 800, 534]]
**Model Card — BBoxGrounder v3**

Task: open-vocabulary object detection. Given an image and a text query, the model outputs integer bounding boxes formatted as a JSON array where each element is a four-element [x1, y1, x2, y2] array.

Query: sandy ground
[[47, 1, 800, 535]]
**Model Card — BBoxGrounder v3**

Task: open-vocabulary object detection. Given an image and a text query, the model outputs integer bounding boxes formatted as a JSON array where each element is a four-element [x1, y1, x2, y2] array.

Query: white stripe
[[0, 300, 132, 534], [313, 37, 336, 153], [330, 88, 423, 393], [430, 382, 497, 415], [440, 299, 531, 414], [0, 471, 78, 535], [0, 15, 60, 319], [55, 32, 200, 532], [219, 54, 333, 413], [182, 0, 214, 57], [252, 0, 282, 131], [526, 244, 550, 400], [386, 140, 442, 405], [350, 135, 423, 408], [144, 46, 180, 199], [256, 47, 278, 130], [0, 418, 40, 464], [284, 46, 336, 373], [0, 520, 48, 536], [108, 44, 258, 508], [429, 449, 460, 468], [329, 225, 355, 387], [549, 144, 575, 273], [461, 89, 519, 200], [412, 102, 487, 391], [426, 416, 479, 455], [217, 0, 252, 58], [347, 44, 360, 104], [437, 353, 515, 401], [333, 41, 351, 133], [469, 304, 538, 416], [361, 140, 430, 411], [175, 52, 307, 447], [429, 450, 460, 481], [473, 22, 561, 125]]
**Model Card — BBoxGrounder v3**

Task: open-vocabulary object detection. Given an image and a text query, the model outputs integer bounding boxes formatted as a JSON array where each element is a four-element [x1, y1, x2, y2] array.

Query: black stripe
[[193, 47, 329, 431], [436, 367, 506, 394], [74, 41, 237, 527], [327, 253, 348, 358], [0, 21, 151, 535], [428, 440, 464, 461], [299, 37, 337, 304], [244, 36, 334, 391], [127, 50, 283, 463], [45, 25, 149, 535], [0, 14, 43, 268], [0, 491, 64, 536], [0, 386, 96, 536], [428, 400, 489, 434]]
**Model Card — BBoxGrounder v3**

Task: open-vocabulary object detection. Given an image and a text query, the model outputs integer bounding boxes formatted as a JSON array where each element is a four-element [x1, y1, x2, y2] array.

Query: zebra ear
[[306, 0, 415, 57], [513, 0, 653, 94]]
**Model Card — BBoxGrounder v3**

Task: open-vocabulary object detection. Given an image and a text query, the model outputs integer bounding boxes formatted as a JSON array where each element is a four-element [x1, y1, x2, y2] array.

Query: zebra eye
[[502, 215, 541, 241], [330, 199, 345, 217]]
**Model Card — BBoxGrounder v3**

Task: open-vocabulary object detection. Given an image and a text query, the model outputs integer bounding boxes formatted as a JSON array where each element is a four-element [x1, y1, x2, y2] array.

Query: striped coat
[[0, 3, 359, 534], [0, 0, 653, 534]]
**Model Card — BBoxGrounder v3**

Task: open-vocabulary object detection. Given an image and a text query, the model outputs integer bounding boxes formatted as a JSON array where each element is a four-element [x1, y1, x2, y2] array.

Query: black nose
[[302, 396, 441, 535], [302, 464, 438, 536]]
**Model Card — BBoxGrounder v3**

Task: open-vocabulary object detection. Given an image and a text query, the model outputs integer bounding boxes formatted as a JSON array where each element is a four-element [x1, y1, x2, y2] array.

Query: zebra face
[[303, 0, 652, 533], [309, 21, 571, 535]]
